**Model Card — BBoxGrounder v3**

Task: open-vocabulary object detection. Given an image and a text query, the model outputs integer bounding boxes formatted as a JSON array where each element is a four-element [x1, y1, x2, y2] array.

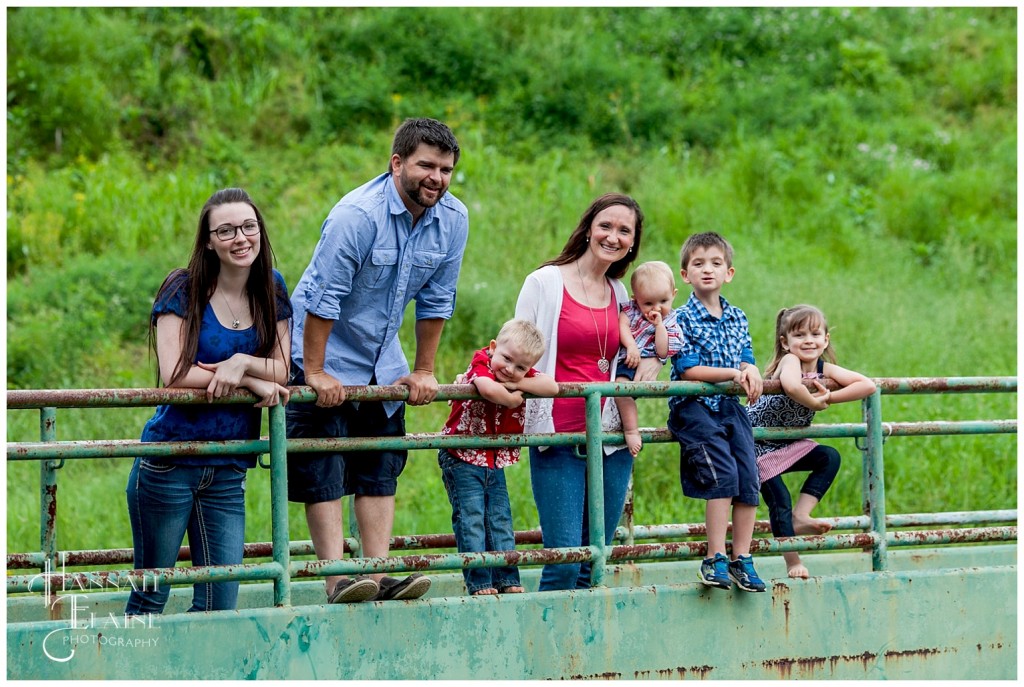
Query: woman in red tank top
[[514, 193, 657, 591]]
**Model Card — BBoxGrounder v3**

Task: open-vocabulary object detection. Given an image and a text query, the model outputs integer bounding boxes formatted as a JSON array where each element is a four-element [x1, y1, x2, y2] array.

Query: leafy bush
[[7, 253, 164, 389]]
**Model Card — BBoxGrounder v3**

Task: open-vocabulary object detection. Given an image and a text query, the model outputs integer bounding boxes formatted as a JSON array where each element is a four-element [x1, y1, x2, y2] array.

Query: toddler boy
[[614, 261, 684, 455], [667, 232, 766, 592], [439, 319, 559, 595]]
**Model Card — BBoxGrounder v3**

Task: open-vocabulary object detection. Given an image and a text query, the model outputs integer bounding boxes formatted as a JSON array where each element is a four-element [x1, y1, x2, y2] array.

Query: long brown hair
[[763, 304, 837, 378], [541, 193, 644, 280], [152, 188, 287, 386]]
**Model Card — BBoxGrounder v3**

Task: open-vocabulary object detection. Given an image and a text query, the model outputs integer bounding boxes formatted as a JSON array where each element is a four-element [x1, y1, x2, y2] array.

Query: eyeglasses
[[210, 220, 260, 241]]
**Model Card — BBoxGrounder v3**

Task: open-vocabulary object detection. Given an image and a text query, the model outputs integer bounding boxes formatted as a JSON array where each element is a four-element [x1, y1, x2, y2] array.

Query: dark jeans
[[760, 444, 841, 538], [124, 459, 247, 615], [529, 444, 634, 591], [438, 449, 521, 593]]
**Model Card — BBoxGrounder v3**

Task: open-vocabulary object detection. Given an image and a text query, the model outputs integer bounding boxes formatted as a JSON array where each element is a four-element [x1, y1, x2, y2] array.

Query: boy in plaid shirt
[[667, 232, 766, 592]]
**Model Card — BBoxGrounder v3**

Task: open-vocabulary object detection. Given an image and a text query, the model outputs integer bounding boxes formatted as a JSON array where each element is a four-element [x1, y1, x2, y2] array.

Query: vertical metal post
[[347, 497, 361, 557], [39, 407, 58, 572], [621, 478, 635, 545], [584, 392, 607, 587], [863, 389, 888, 571], [268, 404, 291, 606]]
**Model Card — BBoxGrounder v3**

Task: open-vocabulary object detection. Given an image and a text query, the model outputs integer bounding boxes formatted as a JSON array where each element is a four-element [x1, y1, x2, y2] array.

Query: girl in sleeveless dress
[[746, 305, 875, 579]]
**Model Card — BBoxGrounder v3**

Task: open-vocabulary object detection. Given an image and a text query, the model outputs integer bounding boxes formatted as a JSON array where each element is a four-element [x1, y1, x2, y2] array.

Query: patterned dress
[[746, 360, 824, 483]]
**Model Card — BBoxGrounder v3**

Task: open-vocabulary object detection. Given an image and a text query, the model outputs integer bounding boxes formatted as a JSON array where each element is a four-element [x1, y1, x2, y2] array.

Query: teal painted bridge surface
[[7, 547, 1016, 679]]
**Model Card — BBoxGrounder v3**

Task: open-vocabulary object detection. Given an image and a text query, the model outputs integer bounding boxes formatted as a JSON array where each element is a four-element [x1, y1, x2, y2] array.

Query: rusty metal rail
[[6, 377, 1018, 602]]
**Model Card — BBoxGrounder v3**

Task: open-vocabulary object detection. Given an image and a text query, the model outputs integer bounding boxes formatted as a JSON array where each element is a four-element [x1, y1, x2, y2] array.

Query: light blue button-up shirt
[[291, 172, 469, 415]]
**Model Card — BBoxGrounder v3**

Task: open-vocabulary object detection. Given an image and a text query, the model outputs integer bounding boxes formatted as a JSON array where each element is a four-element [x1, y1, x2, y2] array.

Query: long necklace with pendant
[[219, 290, 245, 329], [575, 260, 610, 374]]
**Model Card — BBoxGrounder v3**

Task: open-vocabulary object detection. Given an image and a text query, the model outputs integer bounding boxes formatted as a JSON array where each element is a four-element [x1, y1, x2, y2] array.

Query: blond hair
[[495, 318, 547, 363], [630, 260, 676, 296]]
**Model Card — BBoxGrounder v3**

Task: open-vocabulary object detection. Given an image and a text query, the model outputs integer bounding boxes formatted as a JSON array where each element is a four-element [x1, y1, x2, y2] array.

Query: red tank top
[[552, 285, 618, 433]]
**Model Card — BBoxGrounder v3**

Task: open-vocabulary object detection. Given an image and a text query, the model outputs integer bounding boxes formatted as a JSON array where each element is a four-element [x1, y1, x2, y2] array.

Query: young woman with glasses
[[124, 187, 292, 616]]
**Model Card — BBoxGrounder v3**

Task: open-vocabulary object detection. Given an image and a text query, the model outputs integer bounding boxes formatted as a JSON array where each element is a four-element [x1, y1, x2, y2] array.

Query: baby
[[614, 261, 684, 455]]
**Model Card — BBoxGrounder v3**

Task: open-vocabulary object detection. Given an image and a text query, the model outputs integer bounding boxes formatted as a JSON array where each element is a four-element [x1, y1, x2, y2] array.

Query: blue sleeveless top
[[140, 270, 292, 468]]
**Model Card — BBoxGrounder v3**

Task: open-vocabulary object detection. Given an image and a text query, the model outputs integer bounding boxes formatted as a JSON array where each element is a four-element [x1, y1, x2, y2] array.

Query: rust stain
[[763, 652, 878, 678], [634, 666, 713, 679], [770, 582, 791, 636], [884, 648, 941, 659], [44, 484, 58, 526]]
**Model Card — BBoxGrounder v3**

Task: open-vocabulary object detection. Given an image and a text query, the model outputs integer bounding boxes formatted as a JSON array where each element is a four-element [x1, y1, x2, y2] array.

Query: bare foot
[[787, 563, 810, 579], [624, 430, 642, 457], [471, 588, 498, 596], [499, 586, 525, 594], [792, 514, 832, 535]]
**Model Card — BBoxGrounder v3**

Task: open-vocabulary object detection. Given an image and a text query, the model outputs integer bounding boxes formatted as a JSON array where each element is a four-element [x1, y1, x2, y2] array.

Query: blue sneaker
[[699, 552, 732, 589], [728, 555, 767, 592]]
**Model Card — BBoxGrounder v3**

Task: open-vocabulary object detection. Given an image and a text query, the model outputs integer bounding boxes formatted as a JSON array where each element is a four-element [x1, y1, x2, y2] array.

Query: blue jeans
[[760, 445, 841, 538], [438, 449, 521, 593], [124, 459, 247, 615], [529, 445, 634, 591]]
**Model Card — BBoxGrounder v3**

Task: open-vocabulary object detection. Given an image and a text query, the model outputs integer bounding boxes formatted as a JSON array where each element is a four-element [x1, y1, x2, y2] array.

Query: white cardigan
[[514, 264, 629, 448]]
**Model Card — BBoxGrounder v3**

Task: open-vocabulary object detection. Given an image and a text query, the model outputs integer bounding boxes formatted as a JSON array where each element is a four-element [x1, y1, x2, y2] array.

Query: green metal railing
[[6, 377, 1017, 606]]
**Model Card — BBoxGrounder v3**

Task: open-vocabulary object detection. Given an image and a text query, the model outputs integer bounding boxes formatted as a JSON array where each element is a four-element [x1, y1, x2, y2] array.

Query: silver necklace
[[218, 290, 245, 329], [575, 260, 610, 374]]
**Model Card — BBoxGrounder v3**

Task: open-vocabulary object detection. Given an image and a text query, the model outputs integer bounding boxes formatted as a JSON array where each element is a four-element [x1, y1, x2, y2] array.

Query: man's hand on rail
[[397, 369, 438, 406], [306, 370, 347, 407]]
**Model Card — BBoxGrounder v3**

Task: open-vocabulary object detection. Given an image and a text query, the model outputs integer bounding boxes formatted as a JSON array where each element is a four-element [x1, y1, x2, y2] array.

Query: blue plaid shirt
[[669, 292, 756, 411]]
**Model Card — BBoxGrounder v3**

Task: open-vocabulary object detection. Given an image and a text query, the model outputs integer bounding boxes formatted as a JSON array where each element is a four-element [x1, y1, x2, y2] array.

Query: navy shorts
[[667, 397, 760, 506], [615, 361, 638, 381], [285, 367, 407, 503]]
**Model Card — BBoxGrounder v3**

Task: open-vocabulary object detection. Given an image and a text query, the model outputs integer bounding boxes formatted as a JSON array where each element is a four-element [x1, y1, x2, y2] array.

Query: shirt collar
[[685, 292, 732, 321]]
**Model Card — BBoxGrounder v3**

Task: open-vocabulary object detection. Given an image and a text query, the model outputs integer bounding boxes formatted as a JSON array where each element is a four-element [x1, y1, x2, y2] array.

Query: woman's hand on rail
[[633, 357, 664, 382], [198, 355, 248, 402], [243, 376, 291, 407]]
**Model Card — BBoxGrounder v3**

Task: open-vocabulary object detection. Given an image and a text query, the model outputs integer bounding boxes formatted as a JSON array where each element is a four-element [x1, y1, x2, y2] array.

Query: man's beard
[[400, 171, 446, 208]]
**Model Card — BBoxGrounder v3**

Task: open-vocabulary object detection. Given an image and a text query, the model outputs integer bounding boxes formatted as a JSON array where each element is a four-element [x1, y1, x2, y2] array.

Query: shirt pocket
[[361, 248, 399, 289], [407, 250, 446, 292], [682, 443, 719, 488]]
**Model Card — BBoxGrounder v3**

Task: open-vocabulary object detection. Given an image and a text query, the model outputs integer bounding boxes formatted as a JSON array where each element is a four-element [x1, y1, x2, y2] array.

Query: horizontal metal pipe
[[7, 418, 1017, 462], [8, 511, 1016, 570], [8, 562, 285, 595], [7, 376, 1015, 409], [289, 547, 597, 578], [9, 524, 1015, 588], [886, 526, 1017, 546]]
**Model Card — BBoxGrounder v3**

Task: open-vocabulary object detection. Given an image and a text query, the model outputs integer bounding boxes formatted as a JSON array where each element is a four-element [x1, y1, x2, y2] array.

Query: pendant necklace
[[575, 260, 610, 374], [219, 290, 244, 329]]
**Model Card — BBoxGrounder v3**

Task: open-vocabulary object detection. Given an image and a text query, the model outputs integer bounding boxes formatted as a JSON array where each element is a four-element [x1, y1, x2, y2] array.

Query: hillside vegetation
[[6, 7, 1016, 553]]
